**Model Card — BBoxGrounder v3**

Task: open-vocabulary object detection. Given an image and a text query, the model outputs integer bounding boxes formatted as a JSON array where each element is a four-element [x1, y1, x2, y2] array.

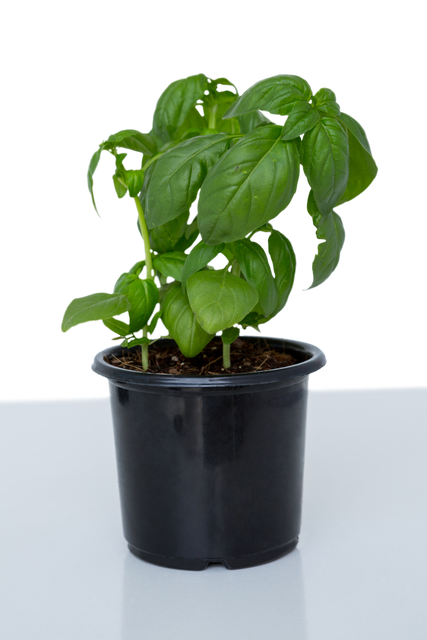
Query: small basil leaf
[[146, 310, 162, 334], [125, 168, 145, 197], [300, 193, 348, 293], [100, 318, 130, 336], [149, 211, 189, 254], [153, 251, 187, 282], [313, 89, 340, 116], [114, 274, 159, 333], [112, 154, 128, 198], [85, 146, 105, 221], [129, 261, 145, 276], [181, 240, 223, 292], [173, 216, 200, 252], [222, 327, 240, 344], [268, 228, 299, 318], [282, 102, 320, 140], [104, 127, 157, 156], [121, 337, 151, 347]]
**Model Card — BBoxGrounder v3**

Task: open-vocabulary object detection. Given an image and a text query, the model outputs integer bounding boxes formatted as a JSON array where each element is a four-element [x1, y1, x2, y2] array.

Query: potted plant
[[62, 74, 377, 570]]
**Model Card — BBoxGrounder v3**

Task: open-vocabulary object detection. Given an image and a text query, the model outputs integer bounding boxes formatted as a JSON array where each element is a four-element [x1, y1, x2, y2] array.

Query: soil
[[105, 337, 306, 375]]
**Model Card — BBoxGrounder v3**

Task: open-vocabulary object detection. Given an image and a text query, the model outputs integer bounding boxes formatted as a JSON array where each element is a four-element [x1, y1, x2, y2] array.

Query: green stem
[[208, 106, 217, 130], [223, 341, 231, 370], [133, 197, 154, 370], [222, 262, 241, 370]]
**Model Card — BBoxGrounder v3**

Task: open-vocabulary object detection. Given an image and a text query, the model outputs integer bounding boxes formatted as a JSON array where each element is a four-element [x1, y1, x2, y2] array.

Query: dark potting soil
[[105, 337, 305, 375]]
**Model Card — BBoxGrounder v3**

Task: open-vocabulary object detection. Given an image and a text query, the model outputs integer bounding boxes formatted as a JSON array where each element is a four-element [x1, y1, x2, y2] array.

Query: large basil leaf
[[234, 239, 278, 316], [198, 125, 300, 245], [187, 270, 258, 334], [301, 117, 349, 216], [224, 75, 312, 118], [337, 113, 378, 205], [145, 216, 198, 255], [161, 283, 213, 357], [307, 191, 345, 288], [62, 293, 130, 332], [152, 74, 208, 144], [143, 133, 235, 229]]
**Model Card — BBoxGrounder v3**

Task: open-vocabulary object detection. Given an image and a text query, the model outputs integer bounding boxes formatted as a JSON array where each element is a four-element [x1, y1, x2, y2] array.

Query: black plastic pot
[[93, 337, 326, 570]]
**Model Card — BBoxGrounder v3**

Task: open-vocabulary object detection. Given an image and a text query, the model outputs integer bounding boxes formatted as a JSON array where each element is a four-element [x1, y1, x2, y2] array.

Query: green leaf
[[112, 153, 128, 198], [210, 77, 238, 93], [268, 230, 296, 313], [313, 88, 341, 116], [181, 240, 223, 292], [281, 102, 320, 140], [337, 113, 378, 205], [187, 270, 259, 334], [148, 211, 189, 254], [338, 112, 371, 152], [153, 251, 187, 281], [161, 282, 213, 357], [198, 124, 300, 245], [103, 317, 130, 335], [146, 310, 162, 334], [85, 146, 105, 221], [307, 191, 345, 288], [301, 117, 349, 215], [222, 327, 240, 344], [234, 239, 278, 316], [143, 133, 235, 228], [62, 293, 130, 332], [224, 75, 312, 118], [105, 130, 157, 156], [125, 168, 145, 197], [237, 110, 271, 133], [173, 216, 199, 252], [114, 274, 159, 333], [129, 261, 145, 276], [121, 337, 151, 348], [240, 305, 273, 328], [174, 106, 206, 141], [152, 74, 208, 143], [203, 90, 240, 134]]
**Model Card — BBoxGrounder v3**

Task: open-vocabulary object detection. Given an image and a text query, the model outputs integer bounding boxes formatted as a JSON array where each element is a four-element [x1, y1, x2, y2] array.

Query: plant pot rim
[[92, 336, 326, 392]]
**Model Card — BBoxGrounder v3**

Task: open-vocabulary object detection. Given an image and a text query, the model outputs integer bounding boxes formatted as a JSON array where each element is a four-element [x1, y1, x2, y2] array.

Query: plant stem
[[134, 197, 153, 370], [208, 106, 217, 130], [223, 342, 231, 369], [222, 262, 241, 370]]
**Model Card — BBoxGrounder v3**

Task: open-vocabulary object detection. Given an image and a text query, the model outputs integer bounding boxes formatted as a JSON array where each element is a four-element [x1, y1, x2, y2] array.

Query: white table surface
[[1, 389, 426, 639]]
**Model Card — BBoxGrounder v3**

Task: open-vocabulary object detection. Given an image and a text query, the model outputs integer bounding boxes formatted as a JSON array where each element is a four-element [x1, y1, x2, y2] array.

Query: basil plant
[[62, 74, 377, 370]]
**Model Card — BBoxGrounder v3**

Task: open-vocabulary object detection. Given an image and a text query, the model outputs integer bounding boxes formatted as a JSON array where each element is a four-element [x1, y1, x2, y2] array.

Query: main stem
[[222, 261, 241, 370], [134, 196, 153, 370]]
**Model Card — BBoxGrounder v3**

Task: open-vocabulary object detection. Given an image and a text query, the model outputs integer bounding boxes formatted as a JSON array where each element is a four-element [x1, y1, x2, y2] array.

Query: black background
[[5, 65, 425, 396]]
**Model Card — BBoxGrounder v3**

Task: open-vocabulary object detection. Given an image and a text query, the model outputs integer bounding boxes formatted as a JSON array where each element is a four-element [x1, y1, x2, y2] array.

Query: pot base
[[128, 537, 299, 571]]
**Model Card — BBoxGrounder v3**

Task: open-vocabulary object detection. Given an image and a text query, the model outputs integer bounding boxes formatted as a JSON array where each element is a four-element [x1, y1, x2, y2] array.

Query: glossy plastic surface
[[93, 337, 326, 570]]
